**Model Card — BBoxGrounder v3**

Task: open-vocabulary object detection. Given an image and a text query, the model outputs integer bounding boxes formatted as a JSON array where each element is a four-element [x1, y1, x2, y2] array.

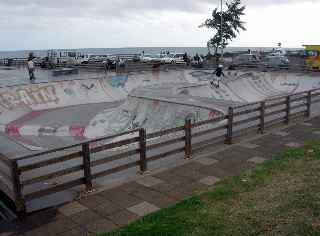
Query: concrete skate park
[[0, 66, 320, 217]]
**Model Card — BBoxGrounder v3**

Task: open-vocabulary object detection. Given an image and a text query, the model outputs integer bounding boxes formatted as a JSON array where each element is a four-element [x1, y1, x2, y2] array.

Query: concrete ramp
[[84, 95, 222, 139], [186, 71, 320, 103], [130, 88, 244, 114], [0, 79, 125, 121], [0, 78, 126, 150], [0, 69, 319, 153]]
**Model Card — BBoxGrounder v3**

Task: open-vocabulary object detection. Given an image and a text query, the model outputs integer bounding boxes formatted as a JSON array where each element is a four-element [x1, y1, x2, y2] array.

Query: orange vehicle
[[304, 45, 320, 70]]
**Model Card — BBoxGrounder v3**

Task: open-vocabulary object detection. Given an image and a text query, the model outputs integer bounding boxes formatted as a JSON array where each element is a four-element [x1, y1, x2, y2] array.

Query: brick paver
[[58, 202, 88, 217], [131, 185, 165, 203], [199, 164, 232, 178], [78, 194, 106, 209], [149, 182, 176, 193], [107, 210, 139, 226], [247, 156, 267, 164], [127, 202, 160, 217], [92, 199, 122, 217], [237, 142, 260, 149], [252, 134, 292, 158], [199, 176, 220, 186], [283, 124, 318, 141], [135, 176, 164, 187], [273, 131, 289, 137], [3, 117, 320, 236], [194, 157, 219, 166], [285, 142, 302, 148], [100, 189, 142, 209], [84, 218, 117, 234], [213, 146, 262, 161], [69, 210, 101, 225], [57, 227, 86, 236], [166, 188, 191, 201]]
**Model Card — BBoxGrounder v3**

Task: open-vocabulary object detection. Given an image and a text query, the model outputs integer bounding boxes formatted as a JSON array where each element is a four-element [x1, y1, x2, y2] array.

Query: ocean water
[[0, 47, 301, 59]]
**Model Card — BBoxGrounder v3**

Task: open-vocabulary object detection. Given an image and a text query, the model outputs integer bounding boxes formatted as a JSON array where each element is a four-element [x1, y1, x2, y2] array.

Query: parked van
[[232, 54, 260, 67], [262, 55, 290, 68]]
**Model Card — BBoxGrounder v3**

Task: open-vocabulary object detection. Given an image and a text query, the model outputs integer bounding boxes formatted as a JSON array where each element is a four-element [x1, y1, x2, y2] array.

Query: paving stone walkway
[[2, 117, 320, 236]]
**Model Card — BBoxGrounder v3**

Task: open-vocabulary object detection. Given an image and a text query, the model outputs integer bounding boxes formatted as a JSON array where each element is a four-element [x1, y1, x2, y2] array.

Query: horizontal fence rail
[[1, 86, 320, 218]]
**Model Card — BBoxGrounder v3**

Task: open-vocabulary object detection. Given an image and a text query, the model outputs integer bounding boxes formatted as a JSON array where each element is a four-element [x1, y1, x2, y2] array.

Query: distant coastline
[[0, 46, 303, 59]]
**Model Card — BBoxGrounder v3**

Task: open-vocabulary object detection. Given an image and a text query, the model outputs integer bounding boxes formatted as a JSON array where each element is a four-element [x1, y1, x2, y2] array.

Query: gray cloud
[[0, 0, 317, 22], [0, 0, 318, 50]]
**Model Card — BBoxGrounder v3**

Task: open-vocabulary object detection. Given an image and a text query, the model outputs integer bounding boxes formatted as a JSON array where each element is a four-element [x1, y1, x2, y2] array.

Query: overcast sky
[[0, 0, 319, 50]]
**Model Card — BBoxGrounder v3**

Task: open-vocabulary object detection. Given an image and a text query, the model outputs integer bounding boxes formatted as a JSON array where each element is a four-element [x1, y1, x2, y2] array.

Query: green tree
[[200, 0, 246, 56]]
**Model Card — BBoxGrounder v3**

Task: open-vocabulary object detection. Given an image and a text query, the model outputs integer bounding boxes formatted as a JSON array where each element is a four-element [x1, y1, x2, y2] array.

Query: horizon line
[[0, 45, 303, 52]]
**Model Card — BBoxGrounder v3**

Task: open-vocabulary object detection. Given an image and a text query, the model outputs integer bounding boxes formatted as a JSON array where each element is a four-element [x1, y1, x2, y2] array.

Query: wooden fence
[[1, 87, 320, 218]]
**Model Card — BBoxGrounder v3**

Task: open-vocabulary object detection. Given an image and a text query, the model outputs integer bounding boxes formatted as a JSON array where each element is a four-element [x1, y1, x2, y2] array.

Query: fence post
[[259, 101, 265, 134], [139, 128, 147, 174], [306, 91, 312, 118], [11, 160, 26, 219], [82, 143, 93, 192], [285, 96, 291, 124], [184, 119, 192, 159], [225, 107, 234, 145]]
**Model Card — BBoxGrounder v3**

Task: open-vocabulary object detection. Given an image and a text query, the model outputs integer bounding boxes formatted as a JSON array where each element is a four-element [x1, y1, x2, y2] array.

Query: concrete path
[[2, 116, 320, 236]]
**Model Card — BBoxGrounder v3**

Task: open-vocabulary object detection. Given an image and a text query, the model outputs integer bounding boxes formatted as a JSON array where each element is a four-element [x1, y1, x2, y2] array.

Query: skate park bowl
[[0, 69, 320, 215]]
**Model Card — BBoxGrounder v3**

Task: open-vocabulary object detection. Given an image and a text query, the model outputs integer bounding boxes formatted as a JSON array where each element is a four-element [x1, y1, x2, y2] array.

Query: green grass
[[100, 141, 320, 236]]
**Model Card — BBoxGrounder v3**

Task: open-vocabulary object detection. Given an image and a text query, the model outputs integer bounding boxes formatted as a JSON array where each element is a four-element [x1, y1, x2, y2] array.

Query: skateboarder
[[210, 64, 225, 88]]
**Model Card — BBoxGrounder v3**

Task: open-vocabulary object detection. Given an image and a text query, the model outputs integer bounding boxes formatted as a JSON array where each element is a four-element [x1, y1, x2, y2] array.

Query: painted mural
[[0, 78, 126, 125]]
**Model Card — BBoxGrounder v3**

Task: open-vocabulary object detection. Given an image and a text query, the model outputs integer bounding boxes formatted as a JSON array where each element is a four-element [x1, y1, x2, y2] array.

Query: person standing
[[27, 53, 35, 81], [194, 53, 201, 64], [183, 52, 188, 63]]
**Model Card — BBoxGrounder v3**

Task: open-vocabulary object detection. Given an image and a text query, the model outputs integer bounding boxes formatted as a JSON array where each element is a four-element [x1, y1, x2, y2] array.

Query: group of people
[[182, 53, 205, 66], [25, 51, 225, 88]]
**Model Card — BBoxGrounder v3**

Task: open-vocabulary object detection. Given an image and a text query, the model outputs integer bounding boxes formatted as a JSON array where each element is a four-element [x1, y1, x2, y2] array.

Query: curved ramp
[[0, 70, 319, 152], [186, 71, 320, 103], [0, 79, 125, 123], [84, 95, 222, 139]]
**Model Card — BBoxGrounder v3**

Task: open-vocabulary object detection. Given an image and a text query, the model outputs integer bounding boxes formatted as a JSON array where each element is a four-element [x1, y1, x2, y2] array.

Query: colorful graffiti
[[0, 85, 58, 110], [110, 75, 128, 88]]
